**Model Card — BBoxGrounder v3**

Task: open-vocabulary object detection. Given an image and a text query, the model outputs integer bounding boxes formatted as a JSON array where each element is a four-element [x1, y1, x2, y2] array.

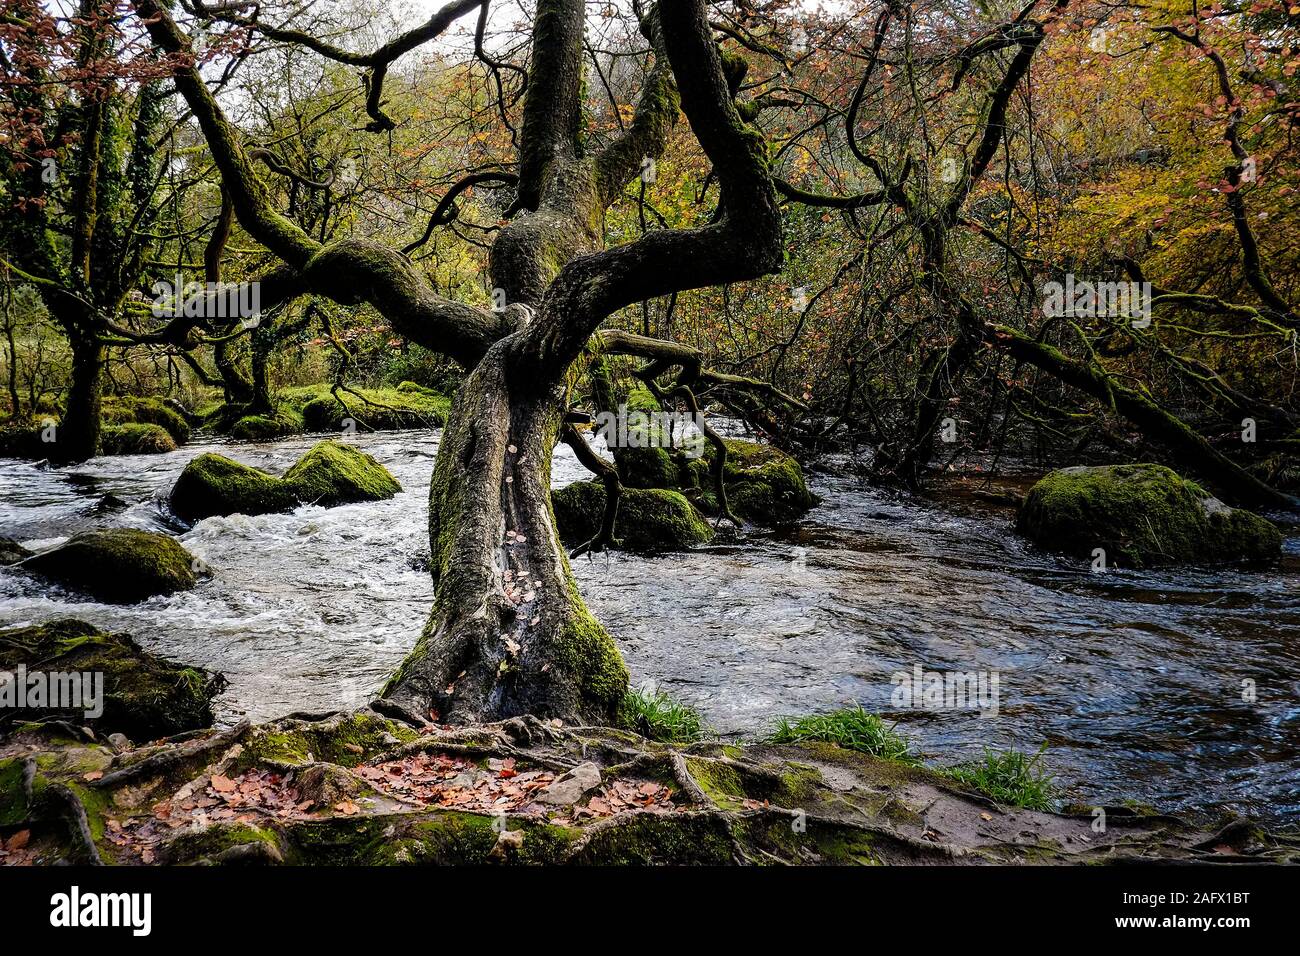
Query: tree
[[135, 0, 783, 723]]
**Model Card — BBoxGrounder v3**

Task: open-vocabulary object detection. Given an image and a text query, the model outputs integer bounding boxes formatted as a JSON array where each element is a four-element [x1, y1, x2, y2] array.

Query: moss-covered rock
[[0, 618, 225, 738], [102, 396, 190, 444], [229, 409, 304, 441], [698, 439, 814, 523], [552, 480, 713, 552], [1017, 463, 1282, 568], [169, 452, 299, 522], [169, 440, 401, 523], [289, 384, 449, 432], [616, 445, 681, 489], [17, 528, 197, 602], [283, 440, 402, 505], [100, 423, 176, 456]]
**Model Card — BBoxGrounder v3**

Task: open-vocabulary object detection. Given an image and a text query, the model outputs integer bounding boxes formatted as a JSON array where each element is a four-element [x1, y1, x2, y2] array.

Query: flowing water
[[2, 429, 1298, 823]]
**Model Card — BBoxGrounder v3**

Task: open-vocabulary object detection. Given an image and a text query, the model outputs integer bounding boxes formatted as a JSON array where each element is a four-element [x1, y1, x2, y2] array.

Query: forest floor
[[4, 709, 1297, 866]]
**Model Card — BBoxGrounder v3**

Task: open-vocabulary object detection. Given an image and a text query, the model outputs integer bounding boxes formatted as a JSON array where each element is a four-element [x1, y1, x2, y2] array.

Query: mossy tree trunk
[[382, 346, 626, 722], [52, 324, 105, 464]]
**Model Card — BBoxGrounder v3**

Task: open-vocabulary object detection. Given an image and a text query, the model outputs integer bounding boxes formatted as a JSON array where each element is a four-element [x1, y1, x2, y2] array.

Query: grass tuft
[[618, 687, 704, 743], [768, 705, 918, 764], [941, 744, 1056, 811]]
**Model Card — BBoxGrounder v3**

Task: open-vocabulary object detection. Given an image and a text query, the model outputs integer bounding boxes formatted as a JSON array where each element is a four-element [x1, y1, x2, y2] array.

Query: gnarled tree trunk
[[139, 0, 781, 725], [382, 343, 626, 723]]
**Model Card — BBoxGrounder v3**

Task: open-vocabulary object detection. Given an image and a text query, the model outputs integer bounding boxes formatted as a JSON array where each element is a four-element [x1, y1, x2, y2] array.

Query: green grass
[[941, 744, 1056, 811], [768, 705, 919, 764], [618, 687, 704, 743]]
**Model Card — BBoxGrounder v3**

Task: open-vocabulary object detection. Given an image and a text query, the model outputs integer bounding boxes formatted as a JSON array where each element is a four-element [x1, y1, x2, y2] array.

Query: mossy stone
[[102, 396, 191, 444], [101, 423, 176, 455], [701, 439, 814, 523], [170, 452, 299, 521], [18, 528, 196, 602], [615, 445, 681, 489], [1017, 463, 1282, 568], [551, 480, 713, 552], [282, 440, 402, 506], [0, 618, 225, 738], [169, 440, 401, 522], [229, 409, 304, 441]]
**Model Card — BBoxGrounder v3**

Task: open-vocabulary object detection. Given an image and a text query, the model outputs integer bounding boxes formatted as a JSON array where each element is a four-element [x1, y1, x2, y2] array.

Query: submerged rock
[[552, 480, 713, 552], [169, 439, 401, 523], [0, 618, 224, 738], [0, 537, 33, 565], [17, 528, 197, 602], [1017, 463, 1281, 568]]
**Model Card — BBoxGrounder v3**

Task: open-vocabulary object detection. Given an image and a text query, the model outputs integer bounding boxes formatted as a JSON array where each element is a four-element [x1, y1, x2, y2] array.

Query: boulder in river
[[693, 438, 815, 523], [1016, 463, 1281, 568], [552, 480, 713, 552], [612, 438, 813, 525], [0, 618, 225, 738], [17, 528, 198, 602], [100, 422, 176, 456], [102, 396, 191, 445], [229, 410, 303, 441], [169, 439, 402, 523]]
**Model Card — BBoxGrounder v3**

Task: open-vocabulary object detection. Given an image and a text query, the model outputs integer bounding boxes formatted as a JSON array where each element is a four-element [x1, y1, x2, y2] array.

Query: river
[[1, 428, 1297, 822]]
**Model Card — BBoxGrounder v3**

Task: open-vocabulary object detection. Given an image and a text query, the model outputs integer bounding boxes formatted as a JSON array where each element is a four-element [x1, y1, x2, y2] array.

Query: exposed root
[[90, 719, 250, 789], [5, 711, 1294, 866], [44, 782, 103, 866]]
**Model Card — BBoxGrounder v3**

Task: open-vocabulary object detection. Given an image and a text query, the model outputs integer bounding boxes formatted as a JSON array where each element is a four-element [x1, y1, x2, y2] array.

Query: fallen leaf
[[210, 775, 237, 793], [83, 771, 104, 781], [5, 830, 30, 851]]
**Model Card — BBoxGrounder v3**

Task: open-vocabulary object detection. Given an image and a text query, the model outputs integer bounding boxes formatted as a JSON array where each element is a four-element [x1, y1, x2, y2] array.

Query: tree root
[[89, 719, 250, 789], [8, 710, 1295, 866]]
